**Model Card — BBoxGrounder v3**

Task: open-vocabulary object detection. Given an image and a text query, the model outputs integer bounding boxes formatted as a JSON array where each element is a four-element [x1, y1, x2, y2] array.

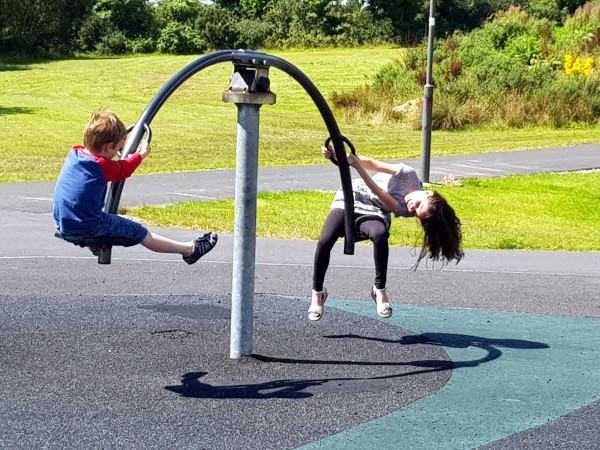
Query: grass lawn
[[3, 48, 599, 252], [125, 171, 600, 252], [2, 47, 600, 182]]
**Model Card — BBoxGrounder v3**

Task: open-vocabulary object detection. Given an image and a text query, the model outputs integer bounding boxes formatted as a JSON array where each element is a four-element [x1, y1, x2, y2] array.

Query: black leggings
[[312, 208, 389, 292]]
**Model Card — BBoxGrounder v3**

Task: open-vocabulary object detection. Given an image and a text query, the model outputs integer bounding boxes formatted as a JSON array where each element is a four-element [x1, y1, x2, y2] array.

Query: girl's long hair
[[416, 191, 464, 266]]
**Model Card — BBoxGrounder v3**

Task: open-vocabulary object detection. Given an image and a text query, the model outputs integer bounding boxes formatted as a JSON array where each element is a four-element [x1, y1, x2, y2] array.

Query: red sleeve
[[95, 153, 143, 182]]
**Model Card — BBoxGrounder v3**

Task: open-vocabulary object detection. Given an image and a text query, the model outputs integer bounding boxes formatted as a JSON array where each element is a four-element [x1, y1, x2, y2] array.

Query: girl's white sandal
[[308, 287, 328, 321], [371, 286, 393, 318]]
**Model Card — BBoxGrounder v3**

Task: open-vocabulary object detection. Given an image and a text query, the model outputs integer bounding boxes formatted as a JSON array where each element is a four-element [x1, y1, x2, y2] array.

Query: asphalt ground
[[1, 145, 599, 449]]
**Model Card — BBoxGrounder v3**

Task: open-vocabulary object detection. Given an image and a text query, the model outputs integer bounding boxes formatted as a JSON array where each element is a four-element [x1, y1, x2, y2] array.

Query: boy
[[53, 110, 218, 264]]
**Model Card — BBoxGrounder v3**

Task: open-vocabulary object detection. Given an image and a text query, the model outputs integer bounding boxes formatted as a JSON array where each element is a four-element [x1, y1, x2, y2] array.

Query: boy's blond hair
[[83, 110, 127, 153]]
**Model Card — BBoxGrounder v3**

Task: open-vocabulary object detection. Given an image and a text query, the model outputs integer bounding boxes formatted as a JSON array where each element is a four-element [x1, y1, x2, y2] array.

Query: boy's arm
[[98, 140, 150, 182], [97, 153, 143, 182]]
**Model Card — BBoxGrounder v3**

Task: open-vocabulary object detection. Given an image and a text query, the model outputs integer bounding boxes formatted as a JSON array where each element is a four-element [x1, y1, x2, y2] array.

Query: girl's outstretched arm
[[355, 155, 399, 175], [347, 154, 399, 213]]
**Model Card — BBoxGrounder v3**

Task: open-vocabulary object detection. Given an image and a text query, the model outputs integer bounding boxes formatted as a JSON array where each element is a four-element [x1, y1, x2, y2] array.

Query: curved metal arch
[[99, 50, 356, 263]]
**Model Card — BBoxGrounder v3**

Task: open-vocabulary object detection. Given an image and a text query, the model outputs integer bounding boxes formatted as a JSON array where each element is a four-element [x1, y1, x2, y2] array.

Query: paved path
[[1, 145, 599, 449]]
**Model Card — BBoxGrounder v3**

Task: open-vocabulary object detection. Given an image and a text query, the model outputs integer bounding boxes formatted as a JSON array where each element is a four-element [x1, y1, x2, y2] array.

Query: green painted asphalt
[[301, 301, 600, 450]]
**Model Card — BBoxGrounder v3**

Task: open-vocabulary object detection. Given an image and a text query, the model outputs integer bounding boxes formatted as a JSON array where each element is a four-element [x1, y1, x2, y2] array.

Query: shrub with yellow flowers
[[563, 54, 596, 76]]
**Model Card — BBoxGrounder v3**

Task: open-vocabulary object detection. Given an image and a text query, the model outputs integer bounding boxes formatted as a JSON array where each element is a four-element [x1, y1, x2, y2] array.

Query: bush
[[331, 84, 399, 122], [527, 0, 563, 21], [157, 21, 207, 54], [91, 0, 155, 39], [0, 0, 94, 56], [130, 37, 157, 54], [503, 32, 543, 63], [329, 10, 395, 47], [154, 0, 204, 27], [431, 95, 487, 130], [332, 2, 600, 130], [95, 30, 131, 55], [263, 0, 332, 48], [555, 1, 600, 52], [234, 19, 271, 49], [483, 6, 533, 49], [195, 4, 239, 49], [78, 14, 109, 53], [372, 59, 421, 99]]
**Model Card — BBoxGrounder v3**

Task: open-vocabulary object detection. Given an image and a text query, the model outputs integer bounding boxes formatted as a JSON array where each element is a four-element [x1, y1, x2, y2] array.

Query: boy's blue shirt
[[53, 147, 108, 236], [53, 146, 142, 237]]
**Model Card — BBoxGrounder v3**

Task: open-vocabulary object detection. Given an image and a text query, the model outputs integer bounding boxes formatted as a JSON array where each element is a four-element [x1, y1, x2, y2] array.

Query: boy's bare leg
[[141, 231, 193, 257]]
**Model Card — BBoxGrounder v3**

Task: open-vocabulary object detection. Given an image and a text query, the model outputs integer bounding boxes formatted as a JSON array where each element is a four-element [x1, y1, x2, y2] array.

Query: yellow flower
[[584, 57, 595, 69], [564, 54, 595, 76]]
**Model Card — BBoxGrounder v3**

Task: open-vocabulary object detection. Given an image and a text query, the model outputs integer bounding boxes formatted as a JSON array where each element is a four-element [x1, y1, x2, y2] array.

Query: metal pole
[[229, 103, 260, 359], [421, 0, 436, 184], [223, 64, 275, 359]]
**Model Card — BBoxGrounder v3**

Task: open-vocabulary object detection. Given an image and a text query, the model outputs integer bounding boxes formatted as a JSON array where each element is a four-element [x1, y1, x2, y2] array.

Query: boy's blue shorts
[[62, 214, 148, 247]]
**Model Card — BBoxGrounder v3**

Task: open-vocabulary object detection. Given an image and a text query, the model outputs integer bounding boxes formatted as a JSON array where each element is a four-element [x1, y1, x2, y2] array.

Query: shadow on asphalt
[[326, 332, 549, 368], [164, 332, 549, 399], [166, 371, 323, 399]]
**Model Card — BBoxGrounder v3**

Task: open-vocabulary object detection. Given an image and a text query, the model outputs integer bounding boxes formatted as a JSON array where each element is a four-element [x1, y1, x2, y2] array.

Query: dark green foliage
[[195, 4, 240, 50], [130, 36, 157, 53], [239, 0, 270, 19], [234, 19, 272, 49], [527, 0, 563, 21], [213, 0, 240, 9], [95, 30, 131, 54], [77, 12, 109, 52], [77, 0, 157, 53], [154, 0, 204, 26], [326, 1, 395, 46], [263, 0, 331, 48], [0, 0, 95, 55], [0, 0, 594, 57], [368, 0, 425, 43], [333, 3, 600, 129], [157, 21, 207, 54], [91, 0, 155, 38]]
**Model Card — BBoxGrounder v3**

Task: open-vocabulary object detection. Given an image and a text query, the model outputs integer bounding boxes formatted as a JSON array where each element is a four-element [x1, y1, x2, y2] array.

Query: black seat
[[56, 231, 138, 246], [54, 231, 110, 256]]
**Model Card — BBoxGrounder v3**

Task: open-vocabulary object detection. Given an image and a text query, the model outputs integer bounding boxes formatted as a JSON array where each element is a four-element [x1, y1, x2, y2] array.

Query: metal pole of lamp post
[[223, 65, 276, 359], [421, 0, 436, 184]]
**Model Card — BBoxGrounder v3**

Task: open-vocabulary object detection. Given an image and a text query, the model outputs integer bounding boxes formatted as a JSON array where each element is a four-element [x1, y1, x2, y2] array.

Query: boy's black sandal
[[183, 232, 218, 265]]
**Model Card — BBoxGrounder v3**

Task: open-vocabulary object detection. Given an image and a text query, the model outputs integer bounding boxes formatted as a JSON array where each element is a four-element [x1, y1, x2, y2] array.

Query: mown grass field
[[126, 171, 600, 252], [2, 48, 599, 251], [2, 47, 600, 182]]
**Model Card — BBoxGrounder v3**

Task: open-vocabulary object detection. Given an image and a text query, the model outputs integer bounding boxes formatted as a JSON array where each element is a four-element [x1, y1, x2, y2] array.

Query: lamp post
[[420, 0, 436, 184]]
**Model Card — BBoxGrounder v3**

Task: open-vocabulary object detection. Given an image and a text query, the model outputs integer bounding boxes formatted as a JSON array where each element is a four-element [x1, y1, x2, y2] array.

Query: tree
[[366, 0, 425, 43], [195, 3, 240, 49], [264, 0, 331, 46], [154, 0, 204, 26], [157, 20, 207, 53], [77, 0, 157, 53], [90, 0, 155, 38], [213, 0, 241, 9], [0, 0, 94, 55], [239, 0, 270, 18]]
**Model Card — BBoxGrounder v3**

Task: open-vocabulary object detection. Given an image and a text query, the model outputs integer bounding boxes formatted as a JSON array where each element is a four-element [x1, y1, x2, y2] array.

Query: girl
[[308, 147, 463, 320]]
